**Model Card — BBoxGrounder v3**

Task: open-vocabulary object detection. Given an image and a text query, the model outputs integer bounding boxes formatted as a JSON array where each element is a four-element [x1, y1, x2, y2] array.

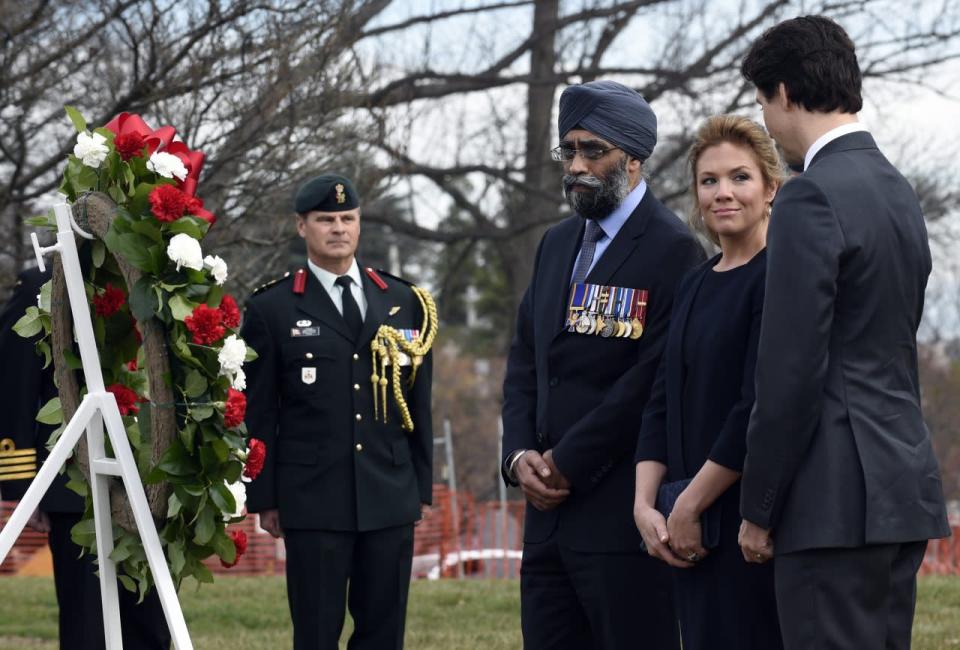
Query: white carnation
[[147, 151, 188, 181], [73, 131, 109, 168], [166, 233, 203, 271], [203, 255, 228, 286], [230, 367, 247, 391], [218, 334, 247, 378]]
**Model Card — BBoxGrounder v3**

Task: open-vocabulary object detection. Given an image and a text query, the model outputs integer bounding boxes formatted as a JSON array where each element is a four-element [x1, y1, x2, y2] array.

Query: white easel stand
[[0, 203, 193, 649]]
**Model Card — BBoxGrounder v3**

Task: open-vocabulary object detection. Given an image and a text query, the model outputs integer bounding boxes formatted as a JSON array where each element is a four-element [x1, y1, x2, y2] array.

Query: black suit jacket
[[0, 267, 82, 513], [502, 190, 705, 552], [741, 131, 951, 553], [241, 265, 433, 532]]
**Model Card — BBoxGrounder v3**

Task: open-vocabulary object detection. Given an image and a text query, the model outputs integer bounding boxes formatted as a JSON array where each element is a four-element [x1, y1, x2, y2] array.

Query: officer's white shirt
[[307, 257, 368, 320], [803, 121, 869, 171]]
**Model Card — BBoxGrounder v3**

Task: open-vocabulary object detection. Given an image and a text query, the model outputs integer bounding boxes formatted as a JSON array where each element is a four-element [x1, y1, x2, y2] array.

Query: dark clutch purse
[[653, 478, 721, 549]]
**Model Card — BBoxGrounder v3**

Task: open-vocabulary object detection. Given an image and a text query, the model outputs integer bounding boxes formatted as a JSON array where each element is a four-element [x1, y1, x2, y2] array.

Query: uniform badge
[[389, 306, 401, 316], [335, 183, 346, 204], [567, 283, 648, 338], [291, 326, 321, 337], [296, 319, 312, 327], [301, 367, 317, 384]]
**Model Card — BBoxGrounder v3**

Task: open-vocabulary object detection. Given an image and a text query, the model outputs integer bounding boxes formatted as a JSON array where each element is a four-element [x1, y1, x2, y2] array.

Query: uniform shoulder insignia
[[364, 267, 388, 291], [373, 268, 417, 288], [252, 271, 292, 296]]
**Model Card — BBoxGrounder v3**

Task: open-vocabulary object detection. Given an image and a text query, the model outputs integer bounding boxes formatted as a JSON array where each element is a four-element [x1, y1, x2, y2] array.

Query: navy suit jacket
[[502, 190, 704, 552], [741, 131, 950, 553]]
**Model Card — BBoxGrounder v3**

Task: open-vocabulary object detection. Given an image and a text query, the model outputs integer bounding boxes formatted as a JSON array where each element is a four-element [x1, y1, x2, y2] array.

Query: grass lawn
[[0, 576, 958, 649]]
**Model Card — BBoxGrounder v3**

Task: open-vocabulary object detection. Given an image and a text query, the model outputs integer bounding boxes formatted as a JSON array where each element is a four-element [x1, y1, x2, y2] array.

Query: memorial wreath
[[14, 107, 261, 596]]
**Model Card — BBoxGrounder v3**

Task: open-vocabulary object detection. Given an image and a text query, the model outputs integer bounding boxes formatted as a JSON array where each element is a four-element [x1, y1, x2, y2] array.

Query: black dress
[[636, 249, 783, 650]]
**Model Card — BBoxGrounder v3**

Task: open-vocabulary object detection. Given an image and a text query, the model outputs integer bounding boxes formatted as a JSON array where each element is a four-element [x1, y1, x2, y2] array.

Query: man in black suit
[[242, 174, 434, 650], [0, 267, 170, 650], [737, 16, 951, 650], [501, 80, 705, 648]]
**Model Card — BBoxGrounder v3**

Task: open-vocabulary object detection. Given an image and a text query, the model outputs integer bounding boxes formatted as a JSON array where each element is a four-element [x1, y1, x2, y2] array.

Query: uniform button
[[355, 413, 362, 421], [355, 443, 363, 452], [353, 353, 359, 361], [353, 384, 360, 391], [548, 377, 559, 387], [305, 352, 314, 359]]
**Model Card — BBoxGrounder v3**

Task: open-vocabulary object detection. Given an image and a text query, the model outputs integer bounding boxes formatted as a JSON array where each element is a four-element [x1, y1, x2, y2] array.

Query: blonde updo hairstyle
[[688, 115, 784, 245]]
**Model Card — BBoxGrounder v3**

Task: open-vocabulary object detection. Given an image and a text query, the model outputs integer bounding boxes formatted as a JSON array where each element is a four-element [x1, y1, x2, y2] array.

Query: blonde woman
[[633, 115, 785, 650]]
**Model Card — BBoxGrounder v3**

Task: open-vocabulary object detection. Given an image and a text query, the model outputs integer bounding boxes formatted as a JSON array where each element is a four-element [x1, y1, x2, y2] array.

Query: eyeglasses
[[550, 144, 622, 162]]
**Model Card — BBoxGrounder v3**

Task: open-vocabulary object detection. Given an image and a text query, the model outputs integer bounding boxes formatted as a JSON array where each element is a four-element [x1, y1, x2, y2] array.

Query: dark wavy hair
[[741, 15, 862, 113]]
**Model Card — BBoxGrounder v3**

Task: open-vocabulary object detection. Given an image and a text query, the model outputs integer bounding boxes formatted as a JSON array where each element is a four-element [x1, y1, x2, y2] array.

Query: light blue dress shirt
[[569, 179, 647, 283]]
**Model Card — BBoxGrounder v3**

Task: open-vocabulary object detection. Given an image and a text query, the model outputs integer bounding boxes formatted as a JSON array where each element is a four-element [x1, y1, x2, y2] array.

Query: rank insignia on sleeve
[[0, 438, 37, 482], [388, 306, 401, 316]]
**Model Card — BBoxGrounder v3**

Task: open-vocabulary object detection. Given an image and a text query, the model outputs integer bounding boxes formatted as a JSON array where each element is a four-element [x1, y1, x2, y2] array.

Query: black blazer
[[741, 132, 951, 553], [241, 266, 433, 532], [635, 251, 765, 483], [502, 190, 705, 552], [0, 267, 82, 513]]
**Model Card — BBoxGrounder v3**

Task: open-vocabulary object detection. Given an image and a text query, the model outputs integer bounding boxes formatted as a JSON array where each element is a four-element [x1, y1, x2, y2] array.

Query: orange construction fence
[[2, 496, 958, 579]]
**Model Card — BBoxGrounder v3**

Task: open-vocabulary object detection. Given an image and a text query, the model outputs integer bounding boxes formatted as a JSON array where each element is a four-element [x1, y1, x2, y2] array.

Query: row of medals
[[570, 310, 644, 338], [567, 285, 646, 339]]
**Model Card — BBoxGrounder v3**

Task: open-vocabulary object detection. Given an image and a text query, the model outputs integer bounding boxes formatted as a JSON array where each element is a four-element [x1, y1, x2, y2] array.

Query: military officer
[[0, 267, 170, 649], [241, 173, 435, 650]]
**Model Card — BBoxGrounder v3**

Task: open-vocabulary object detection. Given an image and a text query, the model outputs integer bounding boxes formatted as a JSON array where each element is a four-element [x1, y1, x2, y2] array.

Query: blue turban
[[558, 80, 657, 161]]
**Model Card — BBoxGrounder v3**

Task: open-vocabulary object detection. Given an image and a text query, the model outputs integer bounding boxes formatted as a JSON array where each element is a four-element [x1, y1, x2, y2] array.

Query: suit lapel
[[549, 219, 587, 340], [664, 261, 711, 476], [583, 191, 653, 288], [294, 270, 354, 342], [356, 271, 387, 348]]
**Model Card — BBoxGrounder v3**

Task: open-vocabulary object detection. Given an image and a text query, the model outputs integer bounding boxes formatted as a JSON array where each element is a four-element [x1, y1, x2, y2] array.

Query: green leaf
[[64, 105, 87, 132], [244, 346, 259, 362], [168, 294, 196, 322], [168, 217, 204, 240], [224, 460, 243, 483], [191, 405, 214, 422], [91, 239, 106, 268], [209, 482, 236, 514], [193, 507, 216, 545], [129, 218, 163, 244], [179, 421, 197, 450], [167, 492, 182, 518], [205, 285, 223, 309], [36, 340, 52, 368], [184, 370, 207, 398], [62, 349, 83, 370], [13, 306, 41, 338], [70, 517, 97, 548], [158, 440, 198, 476], [103, 228, 155, 272], [118, 575, 137, 593], [168, 541, 186, 575], [129, 277, 159, 321], [193, 562, 214, 584], [210, 439, 230, 463], [36, 397, 63, 425], [211, 529, 236, 564]]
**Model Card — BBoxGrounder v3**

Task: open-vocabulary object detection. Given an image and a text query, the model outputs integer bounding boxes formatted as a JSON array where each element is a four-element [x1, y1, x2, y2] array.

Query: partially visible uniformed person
[[242, 173, 435, 650], [0, 267, 170, 649]]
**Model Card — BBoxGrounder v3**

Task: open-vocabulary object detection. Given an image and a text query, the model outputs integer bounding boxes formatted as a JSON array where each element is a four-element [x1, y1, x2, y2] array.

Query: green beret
[[294, 174, 360, 213]]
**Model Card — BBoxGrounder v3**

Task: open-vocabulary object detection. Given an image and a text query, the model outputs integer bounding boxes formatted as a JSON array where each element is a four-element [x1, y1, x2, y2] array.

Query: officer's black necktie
[[335, 276, 363, 339]]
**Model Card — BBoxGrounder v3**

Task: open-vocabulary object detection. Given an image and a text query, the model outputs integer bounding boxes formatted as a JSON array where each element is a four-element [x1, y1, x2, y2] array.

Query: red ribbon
[[105, 113, 206, 197], [104, 113, 176, 154]]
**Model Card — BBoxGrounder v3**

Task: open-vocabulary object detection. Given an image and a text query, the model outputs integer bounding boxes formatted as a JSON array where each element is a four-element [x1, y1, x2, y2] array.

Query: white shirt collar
[[803, 122, 869, 171], [307, 257, 362, 293]]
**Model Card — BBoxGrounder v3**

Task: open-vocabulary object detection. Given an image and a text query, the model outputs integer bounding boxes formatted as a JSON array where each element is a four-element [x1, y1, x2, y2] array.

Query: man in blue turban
[[501, 79, 704, 648]]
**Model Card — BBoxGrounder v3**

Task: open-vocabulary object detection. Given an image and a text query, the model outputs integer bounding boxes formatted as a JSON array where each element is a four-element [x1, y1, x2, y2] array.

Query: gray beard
[[561, 157, 630, 221]]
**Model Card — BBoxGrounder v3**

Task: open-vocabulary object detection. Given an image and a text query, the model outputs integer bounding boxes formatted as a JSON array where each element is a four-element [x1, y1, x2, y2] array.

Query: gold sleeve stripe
[[0, 470, 38, 481], [0, 460, 37, 472], [0, 451, 37, 464]]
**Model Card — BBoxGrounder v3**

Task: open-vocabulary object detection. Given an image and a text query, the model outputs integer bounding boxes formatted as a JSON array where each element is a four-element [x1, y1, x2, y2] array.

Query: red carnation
[[219, 295, 240, 329], [114, 132, 146, 161], [220, 529, 248, 568], [184, 303, 225, 345], [127, 359, 138, 371], [93, 283, 125, 317], [224, 388, 246, 429], [107, 383, 140, 416], [243, 439, 266, 480], [184, 195, 216, 225], [149, 184, 188, 223]]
